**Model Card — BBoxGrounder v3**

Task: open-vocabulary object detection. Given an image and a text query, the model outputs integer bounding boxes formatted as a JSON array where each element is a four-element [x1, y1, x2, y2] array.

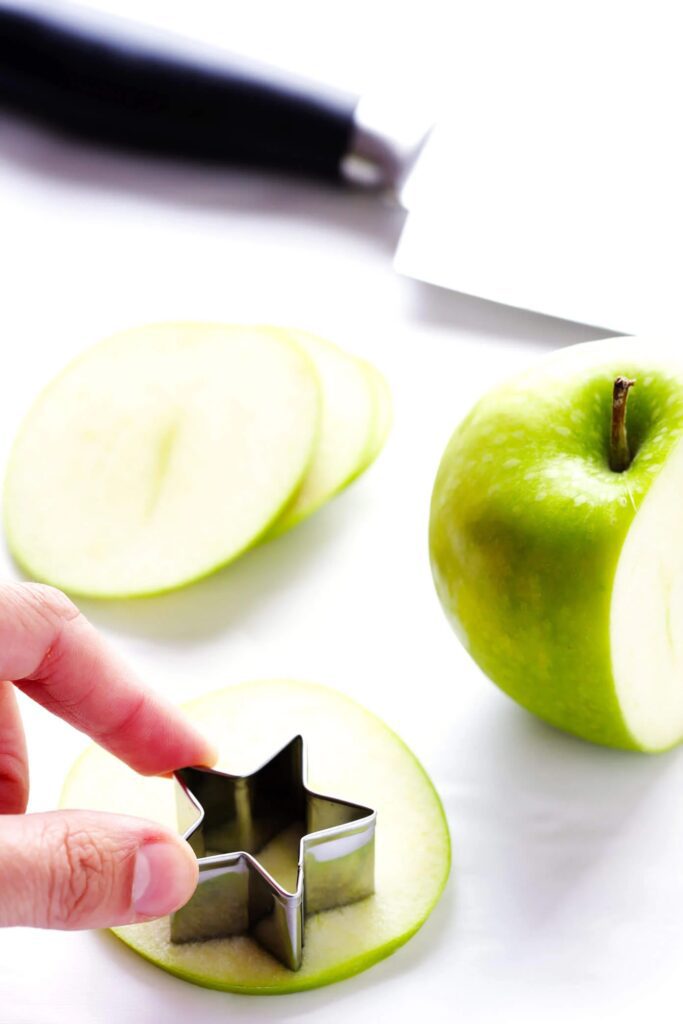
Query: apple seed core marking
[[610, 376, 636, 473]]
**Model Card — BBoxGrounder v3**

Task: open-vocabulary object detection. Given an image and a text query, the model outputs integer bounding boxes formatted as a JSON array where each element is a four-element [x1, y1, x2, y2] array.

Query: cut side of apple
[[265, 330, 389, 537], [60, 681, 451, 994], [3, 324, 320, 597], [611, 431, 683, 750]]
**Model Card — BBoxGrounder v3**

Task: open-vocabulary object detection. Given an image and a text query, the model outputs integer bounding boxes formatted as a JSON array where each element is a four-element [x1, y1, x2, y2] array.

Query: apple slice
[[358, 357, 393, 471], [265, 330, 390, 537], [3, 323, 320, 597], [60, 680, 451, 994]]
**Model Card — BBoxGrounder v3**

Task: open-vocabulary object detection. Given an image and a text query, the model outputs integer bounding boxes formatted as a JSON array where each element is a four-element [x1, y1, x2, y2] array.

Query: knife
[[1, 1, 679, 335]]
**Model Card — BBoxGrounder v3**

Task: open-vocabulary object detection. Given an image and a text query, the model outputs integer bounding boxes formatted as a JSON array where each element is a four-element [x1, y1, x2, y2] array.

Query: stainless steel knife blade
[[391, 2, 683, 334]]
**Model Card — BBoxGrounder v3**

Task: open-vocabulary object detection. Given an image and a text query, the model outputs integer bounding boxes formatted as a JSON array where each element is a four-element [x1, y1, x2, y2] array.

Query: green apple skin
[[429, 339, 683, 751]]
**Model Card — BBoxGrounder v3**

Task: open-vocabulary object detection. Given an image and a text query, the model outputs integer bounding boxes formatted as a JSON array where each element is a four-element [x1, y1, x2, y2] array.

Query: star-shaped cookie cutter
[[171, 736, 376, 970]]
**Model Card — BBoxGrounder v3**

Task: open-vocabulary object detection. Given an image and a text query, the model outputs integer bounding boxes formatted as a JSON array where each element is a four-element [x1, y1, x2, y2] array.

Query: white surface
[[397, 2, 683, 334], [0, 3, 681, 1022]]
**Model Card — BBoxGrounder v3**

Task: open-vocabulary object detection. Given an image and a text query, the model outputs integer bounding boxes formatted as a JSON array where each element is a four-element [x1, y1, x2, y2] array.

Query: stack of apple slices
[[3, 323, 391, 598]]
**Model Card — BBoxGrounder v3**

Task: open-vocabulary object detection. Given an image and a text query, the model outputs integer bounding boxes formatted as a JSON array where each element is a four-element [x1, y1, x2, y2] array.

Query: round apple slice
[[266, 330, 390, 537], [60, 680, 451, 994], [4, 323, 320, 597]]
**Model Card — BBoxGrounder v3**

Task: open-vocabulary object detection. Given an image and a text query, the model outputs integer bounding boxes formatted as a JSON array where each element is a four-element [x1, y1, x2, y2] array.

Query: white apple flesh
[[610, 419, 683, 748], [4, 322, 323, 597]]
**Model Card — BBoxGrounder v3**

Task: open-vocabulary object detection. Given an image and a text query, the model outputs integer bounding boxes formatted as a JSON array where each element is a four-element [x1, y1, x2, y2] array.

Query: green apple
[[61, 680, 451, 994], [265, 329, 390, 537], [429, 337, 683, 752]]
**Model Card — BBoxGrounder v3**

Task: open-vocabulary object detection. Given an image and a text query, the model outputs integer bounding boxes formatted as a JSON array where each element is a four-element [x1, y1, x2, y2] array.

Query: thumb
[[0, 810, 197, 929]]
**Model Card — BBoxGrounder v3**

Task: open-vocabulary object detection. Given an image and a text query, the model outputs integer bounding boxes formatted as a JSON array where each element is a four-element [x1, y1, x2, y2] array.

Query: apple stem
[[610, 376, 636, 472]]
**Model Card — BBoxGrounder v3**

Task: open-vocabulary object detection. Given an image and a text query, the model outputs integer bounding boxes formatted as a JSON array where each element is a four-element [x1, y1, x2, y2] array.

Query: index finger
[[0, 583, 217, 776]]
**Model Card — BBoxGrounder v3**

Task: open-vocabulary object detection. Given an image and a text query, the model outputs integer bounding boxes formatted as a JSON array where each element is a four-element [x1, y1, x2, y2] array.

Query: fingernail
[[132, 840, 196, 918]]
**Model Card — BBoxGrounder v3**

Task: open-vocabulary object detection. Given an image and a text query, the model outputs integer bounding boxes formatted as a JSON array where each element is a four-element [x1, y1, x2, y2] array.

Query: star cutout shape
[[171, 736, 376, 970]]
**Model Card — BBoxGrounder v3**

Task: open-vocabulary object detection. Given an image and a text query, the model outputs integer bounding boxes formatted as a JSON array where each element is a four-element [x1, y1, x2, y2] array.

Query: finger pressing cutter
[[171, 736, 376, 970]]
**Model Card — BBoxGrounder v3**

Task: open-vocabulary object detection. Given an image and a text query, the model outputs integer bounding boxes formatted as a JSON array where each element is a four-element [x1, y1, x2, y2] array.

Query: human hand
[[0, 583, 216, 930]]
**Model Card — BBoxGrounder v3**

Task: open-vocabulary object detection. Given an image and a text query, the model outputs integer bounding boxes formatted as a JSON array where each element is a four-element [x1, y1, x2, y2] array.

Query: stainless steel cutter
[[172, 736, 376, 970]]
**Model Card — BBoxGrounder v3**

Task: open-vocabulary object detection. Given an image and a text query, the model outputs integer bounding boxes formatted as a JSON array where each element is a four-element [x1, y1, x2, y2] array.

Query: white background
[[1, 3, 681, 1022]]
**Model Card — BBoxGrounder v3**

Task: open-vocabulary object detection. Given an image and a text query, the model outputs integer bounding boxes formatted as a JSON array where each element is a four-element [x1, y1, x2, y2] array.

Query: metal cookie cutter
[[171, 736, 376, 970]]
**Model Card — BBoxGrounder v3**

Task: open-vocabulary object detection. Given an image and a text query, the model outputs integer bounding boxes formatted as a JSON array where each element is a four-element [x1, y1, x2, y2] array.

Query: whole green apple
[[429, 337, 683, 751]]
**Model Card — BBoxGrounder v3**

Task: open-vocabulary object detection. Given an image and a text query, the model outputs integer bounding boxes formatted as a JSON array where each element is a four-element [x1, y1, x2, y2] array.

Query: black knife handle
[[0, 2, 358, 180]]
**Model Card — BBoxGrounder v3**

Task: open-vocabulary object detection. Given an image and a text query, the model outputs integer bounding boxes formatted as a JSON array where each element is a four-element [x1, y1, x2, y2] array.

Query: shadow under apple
[[438, 689, 680, 934]]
